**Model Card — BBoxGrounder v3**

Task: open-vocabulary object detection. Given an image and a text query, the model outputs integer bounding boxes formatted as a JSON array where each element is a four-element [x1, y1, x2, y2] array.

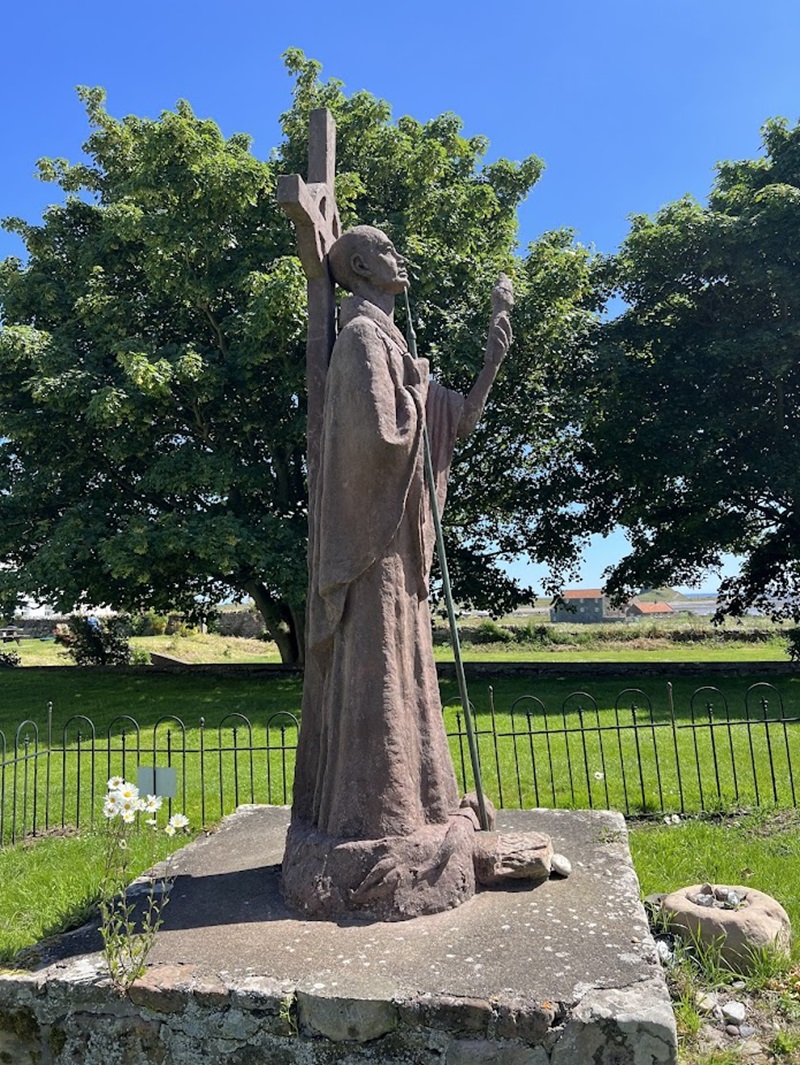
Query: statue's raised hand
[[485, 273, 514, 369]]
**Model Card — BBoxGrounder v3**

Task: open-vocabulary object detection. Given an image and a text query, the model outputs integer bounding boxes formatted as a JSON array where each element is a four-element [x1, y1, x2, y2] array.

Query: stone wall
[[214, 609, 266, 639], [11, 616, 67, 638], [0, 956, 677, 1065]]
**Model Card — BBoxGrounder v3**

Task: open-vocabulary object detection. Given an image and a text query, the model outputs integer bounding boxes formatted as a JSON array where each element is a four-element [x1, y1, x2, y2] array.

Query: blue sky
[[3, 0, 799, 593]]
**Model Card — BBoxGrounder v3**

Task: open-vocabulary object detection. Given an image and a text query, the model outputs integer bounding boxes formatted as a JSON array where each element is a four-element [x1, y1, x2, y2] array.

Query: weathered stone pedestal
[[0, 806, 677, 1064]]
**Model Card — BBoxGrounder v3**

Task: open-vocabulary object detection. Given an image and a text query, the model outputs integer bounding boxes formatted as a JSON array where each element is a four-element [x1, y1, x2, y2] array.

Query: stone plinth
[[0, 806, 677, 1064]]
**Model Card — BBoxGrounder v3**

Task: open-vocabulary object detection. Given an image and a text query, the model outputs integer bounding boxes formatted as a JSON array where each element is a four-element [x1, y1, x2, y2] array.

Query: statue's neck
[[340, 295, 407, 350], [351, 283, 395, 318]]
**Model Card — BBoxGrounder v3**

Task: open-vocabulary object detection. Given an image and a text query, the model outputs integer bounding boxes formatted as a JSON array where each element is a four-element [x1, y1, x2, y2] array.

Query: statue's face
[[356, 234, 408, 294]]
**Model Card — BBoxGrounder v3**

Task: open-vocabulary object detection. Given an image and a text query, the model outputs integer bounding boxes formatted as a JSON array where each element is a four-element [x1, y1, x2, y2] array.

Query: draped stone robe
[[291, 294, 465, 842]]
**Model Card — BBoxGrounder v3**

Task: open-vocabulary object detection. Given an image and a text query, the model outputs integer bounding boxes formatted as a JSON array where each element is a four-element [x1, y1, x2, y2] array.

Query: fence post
[[45, 701, 53, 833], [667, 683, 685, 813]]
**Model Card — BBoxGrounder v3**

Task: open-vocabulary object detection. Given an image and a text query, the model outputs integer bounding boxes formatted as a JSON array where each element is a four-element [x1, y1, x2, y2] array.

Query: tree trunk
[[243, 581, 305, 667]]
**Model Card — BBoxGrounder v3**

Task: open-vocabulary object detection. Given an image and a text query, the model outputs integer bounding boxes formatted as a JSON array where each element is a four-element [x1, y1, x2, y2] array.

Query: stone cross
[[277, 109, 341, 490]]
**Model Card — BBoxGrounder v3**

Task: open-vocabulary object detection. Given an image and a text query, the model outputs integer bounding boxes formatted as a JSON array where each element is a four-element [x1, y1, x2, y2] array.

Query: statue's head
[[328, 225, 408, 296]]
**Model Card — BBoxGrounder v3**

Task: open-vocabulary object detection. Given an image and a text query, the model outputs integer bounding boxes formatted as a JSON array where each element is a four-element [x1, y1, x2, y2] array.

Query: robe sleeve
[[420, 380, 465, 584], [317, 318, 427, 605]]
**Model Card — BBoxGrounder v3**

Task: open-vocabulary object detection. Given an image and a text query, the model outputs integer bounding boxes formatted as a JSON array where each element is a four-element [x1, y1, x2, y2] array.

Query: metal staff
[[403, 289, 490, 832]]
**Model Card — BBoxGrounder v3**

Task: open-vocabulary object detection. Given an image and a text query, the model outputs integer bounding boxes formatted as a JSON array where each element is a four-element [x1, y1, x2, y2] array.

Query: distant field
[[5, 618, 793, 668], [7, 632, 282, 667]]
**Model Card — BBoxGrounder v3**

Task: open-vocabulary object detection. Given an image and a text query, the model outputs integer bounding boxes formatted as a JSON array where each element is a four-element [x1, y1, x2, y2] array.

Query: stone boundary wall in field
[[14, 659, 799, 680], [214, 610, 266, 638], [11, 616, 68, 638]]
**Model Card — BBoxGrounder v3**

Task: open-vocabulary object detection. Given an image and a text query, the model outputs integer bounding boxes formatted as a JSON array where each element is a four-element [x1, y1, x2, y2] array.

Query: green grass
[[10, 632, 283, 667], [449, 674, 800, 815], [3, 665, 795, 732], [0, 668, 302, 728], [437, 642, 789, 662], [0, 824, 189, 963]]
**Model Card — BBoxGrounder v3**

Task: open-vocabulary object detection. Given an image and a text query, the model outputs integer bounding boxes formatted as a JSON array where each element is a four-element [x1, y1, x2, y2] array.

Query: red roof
[[632, 601, 673, 614], [562, 589, 604, 600]]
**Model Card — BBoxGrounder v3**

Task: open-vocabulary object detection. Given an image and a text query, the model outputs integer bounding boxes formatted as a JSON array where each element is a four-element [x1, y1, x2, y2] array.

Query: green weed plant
[[97, 778, 189, 990]]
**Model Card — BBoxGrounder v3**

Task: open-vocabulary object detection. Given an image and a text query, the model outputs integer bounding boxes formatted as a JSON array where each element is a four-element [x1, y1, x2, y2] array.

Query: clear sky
[[3, 0, 799, 593]]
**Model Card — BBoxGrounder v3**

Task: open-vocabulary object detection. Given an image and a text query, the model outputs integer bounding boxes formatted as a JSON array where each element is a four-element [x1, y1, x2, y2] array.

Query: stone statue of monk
[[282, 225, 517, 921]]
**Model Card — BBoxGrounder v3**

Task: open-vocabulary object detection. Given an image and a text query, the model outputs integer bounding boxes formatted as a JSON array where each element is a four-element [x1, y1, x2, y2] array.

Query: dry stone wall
[[0, 960, 676, 1065]]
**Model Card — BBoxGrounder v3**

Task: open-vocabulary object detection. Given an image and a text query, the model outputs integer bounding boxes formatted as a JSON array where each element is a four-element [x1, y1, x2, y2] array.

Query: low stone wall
[[0, 961, 676, 1064], [140, 658, 798, 679], [437, 659, 800, 679], [214, 609, 267, 639], [11, 616, 67, 638]]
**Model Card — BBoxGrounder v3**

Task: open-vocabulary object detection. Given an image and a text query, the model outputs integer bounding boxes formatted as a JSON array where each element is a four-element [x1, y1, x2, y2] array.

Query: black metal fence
[[1, 683, 797, 847]]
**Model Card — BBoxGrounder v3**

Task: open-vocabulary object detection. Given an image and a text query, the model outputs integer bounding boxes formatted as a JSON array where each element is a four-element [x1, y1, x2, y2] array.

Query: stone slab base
[[0, 806, 677, 1064]]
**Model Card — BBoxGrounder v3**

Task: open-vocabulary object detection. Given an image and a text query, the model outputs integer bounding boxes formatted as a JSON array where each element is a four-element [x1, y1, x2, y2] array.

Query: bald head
[[328, 226, 408, 296]]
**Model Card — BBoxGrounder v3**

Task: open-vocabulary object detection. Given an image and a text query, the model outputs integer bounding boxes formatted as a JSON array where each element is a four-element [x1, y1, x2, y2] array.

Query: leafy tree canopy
[[545, 118, 800, 620], [0, 51, 599, 661]]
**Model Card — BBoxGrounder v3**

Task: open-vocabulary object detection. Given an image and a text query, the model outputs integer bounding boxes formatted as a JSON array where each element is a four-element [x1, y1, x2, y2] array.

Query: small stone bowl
[[661, 883, 791, 974]]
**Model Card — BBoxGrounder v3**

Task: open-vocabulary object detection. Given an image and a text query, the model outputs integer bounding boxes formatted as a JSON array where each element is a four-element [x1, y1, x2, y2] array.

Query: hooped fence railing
[[0, 682, 797, 847]]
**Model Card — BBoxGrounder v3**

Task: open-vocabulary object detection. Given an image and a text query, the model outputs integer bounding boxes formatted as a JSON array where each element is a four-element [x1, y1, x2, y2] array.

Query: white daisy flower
[[121, 809, 136, 824], [107, 776, 125, 791], [118, 783, 139, 803], [103, 801, 120, 819], [168, 813, 189, 830], [164, 824, 177, 837], [143, 795, 163, 813]]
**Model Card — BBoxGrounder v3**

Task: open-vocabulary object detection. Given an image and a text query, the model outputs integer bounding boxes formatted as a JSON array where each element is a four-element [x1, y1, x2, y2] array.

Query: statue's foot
[[458, 793, 565, 887], [472, 830, 554, 886], [282, 810, 570, 921]]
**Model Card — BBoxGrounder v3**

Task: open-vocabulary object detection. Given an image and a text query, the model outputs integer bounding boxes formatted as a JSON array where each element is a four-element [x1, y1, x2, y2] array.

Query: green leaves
[[544, 118, 800, 618]]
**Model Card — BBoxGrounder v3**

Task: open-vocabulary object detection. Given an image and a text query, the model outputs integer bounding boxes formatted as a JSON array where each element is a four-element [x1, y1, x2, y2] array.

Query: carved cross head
[[278, 109, 341, 281]]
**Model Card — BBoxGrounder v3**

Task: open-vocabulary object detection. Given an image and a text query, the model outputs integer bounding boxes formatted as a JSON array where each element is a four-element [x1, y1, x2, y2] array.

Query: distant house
[[626, 601, 673, 618], [550, 589, 607, 624]]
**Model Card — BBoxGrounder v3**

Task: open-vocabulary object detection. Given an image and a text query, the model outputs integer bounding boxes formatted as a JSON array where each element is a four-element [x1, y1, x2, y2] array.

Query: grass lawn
[[628, 809, 800, 957], [438, 642, 791, 662], [0, 668, 301, 728], [11, 632, 283, 667]]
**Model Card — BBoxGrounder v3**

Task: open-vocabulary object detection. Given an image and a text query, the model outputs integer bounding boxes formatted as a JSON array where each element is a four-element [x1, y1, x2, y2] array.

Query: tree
[[0, 52, 599, 662], [545, 118, 800, 619]]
